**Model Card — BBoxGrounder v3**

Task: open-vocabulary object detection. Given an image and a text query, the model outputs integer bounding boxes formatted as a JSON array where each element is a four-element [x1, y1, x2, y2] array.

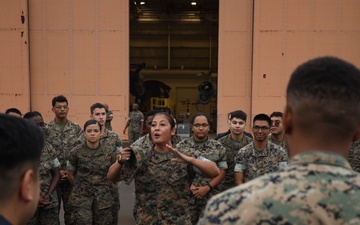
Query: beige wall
[[0, 0, 30, 112], [217, 0, 360, 133], [1, 0, 360, 138], [27, 0, 129, 137]]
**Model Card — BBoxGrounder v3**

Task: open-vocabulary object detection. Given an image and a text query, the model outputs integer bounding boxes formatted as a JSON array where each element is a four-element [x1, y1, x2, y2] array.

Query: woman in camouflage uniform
[[107, 112, 220, 225], [67, 120, 116, 224]]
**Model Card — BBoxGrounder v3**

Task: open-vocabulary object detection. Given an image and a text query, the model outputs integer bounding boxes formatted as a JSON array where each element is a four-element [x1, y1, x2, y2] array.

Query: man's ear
[[20, 169, 37, 202], [283, 106, 293, 135], [51, 108, 55, 113]]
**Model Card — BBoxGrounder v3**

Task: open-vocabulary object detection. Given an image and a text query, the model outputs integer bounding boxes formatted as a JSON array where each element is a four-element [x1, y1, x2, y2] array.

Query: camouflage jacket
[[131, 133, 182, 149], [128, 111, 144, 132], [268, 134, 289, 156], [67, 143, 116, 210], [105, 110, 113, 131], [176, 137, 228, 187], [235, 141, 288, 183], [121, 145, 193, 225], [217, 133, 253, 192], [199, 151, 360, 225], [349, 139, 360, 172], [39, 141, 60, 209], [45, 119, 82, 170]]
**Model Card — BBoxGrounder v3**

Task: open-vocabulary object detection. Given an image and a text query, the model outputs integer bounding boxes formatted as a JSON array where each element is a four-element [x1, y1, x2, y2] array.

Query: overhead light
[[140, 1, 145, 5], [191, 2, 197, 6]]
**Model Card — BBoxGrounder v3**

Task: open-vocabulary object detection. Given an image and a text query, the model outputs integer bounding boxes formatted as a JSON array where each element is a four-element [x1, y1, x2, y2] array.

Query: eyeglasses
[[252, 126, 270, 131], [54, 105, 69, 110], [193, 123, 210, 128], [271, 120, 281, 127]]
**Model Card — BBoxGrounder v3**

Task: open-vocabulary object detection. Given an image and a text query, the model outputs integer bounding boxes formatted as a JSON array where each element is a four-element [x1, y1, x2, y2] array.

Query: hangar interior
[[129, 0, 219, 130]]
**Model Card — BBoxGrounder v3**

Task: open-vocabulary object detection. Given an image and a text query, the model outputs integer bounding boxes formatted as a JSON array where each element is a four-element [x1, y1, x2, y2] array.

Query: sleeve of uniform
[[120, 146, 144, 185], [234, 148, 247, 172], [217, 143, 228, 170], [115, 135, 123, 154], [278, 147, 288, 170], [67, 146, 78, 171]]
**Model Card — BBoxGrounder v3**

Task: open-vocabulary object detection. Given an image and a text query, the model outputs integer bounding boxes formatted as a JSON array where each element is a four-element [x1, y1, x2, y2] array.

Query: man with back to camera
[[268, 111, 289, 155], [0, 114, 44, 225], [234, 113, 288, 185], [44, 95, 82, 224], [198, 56, 360, 225]]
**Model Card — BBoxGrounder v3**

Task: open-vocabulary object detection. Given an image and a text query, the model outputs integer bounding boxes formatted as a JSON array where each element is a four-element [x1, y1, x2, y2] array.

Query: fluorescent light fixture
[[140, 1, 145, 5], [191, 2, 197, 6]]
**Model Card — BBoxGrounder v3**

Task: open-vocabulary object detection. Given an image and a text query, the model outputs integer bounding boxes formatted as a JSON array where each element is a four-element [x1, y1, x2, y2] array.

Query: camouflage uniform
[[235, 141, 288, 183], [268, 134, 289, 156], [67, 143, 116, 225], [128, 110, 144, 144], [105, 110, 113, 131], [131, 133, 182, 149], [176, 137, 227, 224], [78, 129, 123, 225], [45, 119, 82, 224], [120, 145, 194, 225], [198, 151, 360, 225], [28, 142, 60, 225], [349, 139, 360, 172], [216, 133, 253, 192]]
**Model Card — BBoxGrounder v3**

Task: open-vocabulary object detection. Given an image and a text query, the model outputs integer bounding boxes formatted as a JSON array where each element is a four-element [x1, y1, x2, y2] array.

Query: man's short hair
[[5, 108, 22, 116], [270, 111, 283, 118], [253, 114, 271, 127], [287, 56, 360, 140], [52, 95, 68, 107], [229, 110, 247, 121], [0, 114, 44, 201], [90, 102, 105, 114]]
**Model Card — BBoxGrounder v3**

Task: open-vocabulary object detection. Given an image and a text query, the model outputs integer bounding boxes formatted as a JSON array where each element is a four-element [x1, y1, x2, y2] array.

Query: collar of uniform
[[251, 141, 271, 157], [49, 119, 71, 131], [290, 151, 352, 170]]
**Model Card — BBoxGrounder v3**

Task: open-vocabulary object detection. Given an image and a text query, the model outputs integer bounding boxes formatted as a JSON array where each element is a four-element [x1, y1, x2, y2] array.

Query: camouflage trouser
[[189, 197, 208, 225], [57, 181, 73, 225], [28, 206, 59, 225], [70, 198, 113, 225], [111, 183, 120, 225], [128, 128, 141, 145]]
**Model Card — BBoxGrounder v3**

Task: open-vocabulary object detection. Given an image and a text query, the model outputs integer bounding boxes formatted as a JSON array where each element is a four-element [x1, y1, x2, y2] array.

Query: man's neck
[[254, 139, 268, 151], [55, 117, 68, 124], [0, 202, 23, 225], [230, 132, 244, 141], [271, 132, 285, 142]]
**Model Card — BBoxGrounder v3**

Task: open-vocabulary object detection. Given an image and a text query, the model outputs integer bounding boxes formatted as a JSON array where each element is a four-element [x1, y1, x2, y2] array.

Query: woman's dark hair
[[151, 112, 175, 129], [191, 112, 211, 125], [84, 119, 101, 130]]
